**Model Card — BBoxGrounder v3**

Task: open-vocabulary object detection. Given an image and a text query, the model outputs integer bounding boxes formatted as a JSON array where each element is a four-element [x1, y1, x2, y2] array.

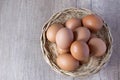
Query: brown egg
[[74, 27, 91, 42], [46, 23, 64, 42], [88, 37, 107, 57], [56, 28, 74, 49], [82, 14, 103, 32], [56, 54, 79, 71], [57, 46, 69, 54], [70, 40, 89, 62], [65, 18, 81, 31]]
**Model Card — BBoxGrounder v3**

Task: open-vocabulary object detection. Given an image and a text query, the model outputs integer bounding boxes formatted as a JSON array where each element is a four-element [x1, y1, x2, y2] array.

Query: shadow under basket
[[40, 8, 113, 77]]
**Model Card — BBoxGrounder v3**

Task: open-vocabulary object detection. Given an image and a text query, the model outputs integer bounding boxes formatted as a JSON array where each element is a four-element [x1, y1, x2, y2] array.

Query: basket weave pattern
[[41, 8, 113, 77]]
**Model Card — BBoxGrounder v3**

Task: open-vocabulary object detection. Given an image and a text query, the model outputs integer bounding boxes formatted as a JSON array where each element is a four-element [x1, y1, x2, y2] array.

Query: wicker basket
[[40, 8, 113, 77]]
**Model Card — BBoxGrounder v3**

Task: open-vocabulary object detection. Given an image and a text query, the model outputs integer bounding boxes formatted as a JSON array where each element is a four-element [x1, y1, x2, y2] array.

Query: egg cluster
[[46, 14, 107, 71]]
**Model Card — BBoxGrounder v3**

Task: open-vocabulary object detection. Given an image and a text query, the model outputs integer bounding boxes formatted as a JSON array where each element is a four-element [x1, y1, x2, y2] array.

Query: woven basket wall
[[40, 8, 113, 77]]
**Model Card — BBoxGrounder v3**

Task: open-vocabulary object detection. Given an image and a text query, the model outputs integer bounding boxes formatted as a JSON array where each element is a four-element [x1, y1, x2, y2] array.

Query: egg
[[56, 28, 74, 49], [82, 14, 103, 32], [73, 27, 91, 42], [57, 46, 69, 54], [65, 18, 81, 31], [56, 54, 79, 71], [88, 37, 107, 57], [70, 40, 89, 62], [46, 23, 64, 42]]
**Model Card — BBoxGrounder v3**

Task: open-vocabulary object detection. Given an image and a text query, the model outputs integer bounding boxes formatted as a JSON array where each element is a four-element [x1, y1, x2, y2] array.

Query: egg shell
[[46, 23, 64, 42], [57, 46, 69, 54], [56, 54, 79, 71], [65, 18, 81, 31], [88, 37, 107, 57], [82, 14, 103, 32], [74, 27, 91, 42], [56, 28, 74, 49], [70, 40, 89, 62]]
